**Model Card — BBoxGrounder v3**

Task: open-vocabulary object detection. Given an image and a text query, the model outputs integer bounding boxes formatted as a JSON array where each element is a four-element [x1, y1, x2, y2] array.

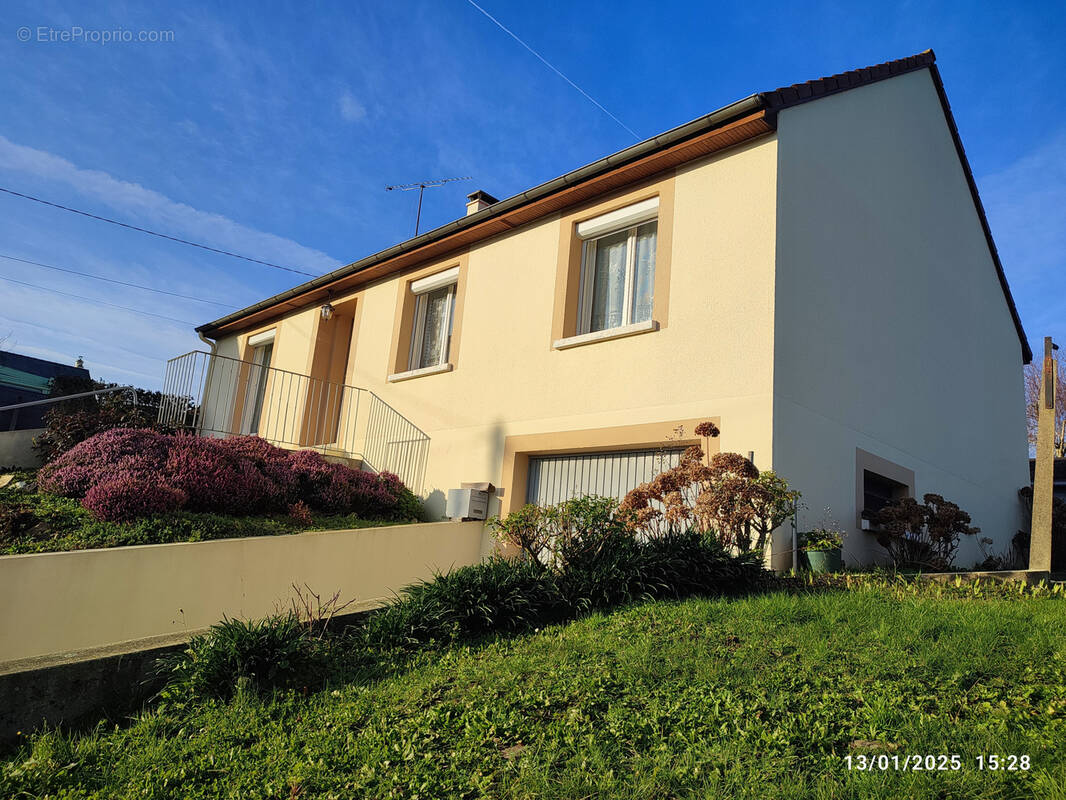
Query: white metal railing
[[0, 385, 137, 431], [158, 351, 429, 492]]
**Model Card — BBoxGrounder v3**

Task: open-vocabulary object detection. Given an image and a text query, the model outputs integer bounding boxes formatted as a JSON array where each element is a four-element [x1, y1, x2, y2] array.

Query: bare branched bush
[[620, 433, 799, 554]]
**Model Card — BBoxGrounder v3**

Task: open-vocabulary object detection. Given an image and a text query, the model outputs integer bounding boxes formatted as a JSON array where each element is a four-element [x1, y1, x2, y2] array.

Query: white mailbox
[[446, 488, 489, 520]]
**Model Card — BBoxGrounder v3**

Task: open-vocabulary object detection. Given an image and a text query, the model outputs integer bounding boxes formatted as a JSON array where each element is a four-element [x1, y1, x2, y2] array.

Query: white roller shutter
[[526, 447, 686, 507]]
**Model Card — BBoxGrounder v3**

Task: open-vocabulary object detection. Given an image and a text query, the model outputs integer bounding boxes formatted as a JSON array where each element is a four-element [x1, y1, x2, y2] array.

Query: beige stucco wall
[[772, 68, 1030, 567], [0, 521, 490, 663], [208, 137, 780, 519]]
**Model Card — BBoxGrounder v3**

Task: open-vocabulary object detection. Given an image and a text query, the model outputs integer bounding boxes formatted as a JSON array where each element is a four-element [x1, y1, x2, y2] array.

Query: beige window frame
[[408, 275, 458, 371], [855, 448, 915, 528], [388, 256, 467, 382], [500, 416, 719, 515], [552, 176, 674, 349], [576, 200, 659, 334]]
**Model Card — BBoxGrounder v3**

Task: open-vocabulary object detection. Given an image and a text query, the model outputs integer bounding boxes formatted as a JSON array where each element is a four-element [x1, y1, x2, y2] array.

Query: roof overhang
[[199, 49, 1030, 364], [199, 100, 773, 336]]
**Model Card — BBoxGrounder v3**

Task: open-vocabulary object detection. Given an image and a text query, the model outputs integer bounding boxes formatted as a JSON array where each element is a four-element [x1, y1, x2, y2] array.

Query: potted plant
[[803, 508, 845, 573], [804, 529, 844, 573]]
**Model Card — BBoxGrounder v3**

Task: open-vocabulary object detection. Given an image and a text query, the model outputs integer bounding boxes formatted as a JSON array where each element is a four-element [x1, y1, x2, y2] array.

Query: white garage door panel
[[527, 448, 686, 507]]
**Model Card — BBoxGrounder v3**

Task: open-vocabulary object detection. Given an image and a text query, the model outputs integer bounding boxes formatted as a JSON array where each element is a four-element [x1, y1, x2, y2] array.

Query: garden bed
[[3, 579, 1064, 798], [0, 476, 407, 555]]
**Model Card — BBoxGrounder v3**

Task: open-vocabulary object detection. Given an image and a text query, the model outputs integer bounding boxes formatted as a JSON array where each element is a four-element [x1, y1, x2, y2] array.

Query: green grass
[[4, 582, 1065, 799], [0, 482, 407, 555]]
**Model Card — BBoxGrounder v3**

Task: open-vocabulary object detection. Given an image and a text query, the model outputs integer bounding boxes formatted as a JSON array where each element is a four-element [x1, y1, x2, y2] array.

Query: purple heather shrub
[[351, 471, 404, 516], [83, 477, 187, 522], [216, 436, 297, 499], [38, 428, 170, 497], [38, 428, 412, 522], [165, 435, 280, 514]]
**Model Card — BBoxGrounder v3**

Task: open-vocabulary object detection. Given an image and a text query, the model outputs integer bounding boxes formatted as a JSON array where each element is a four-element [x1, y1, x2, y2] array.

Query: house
[[163, 50, 1030, 568], [0, 351, 90, 431]]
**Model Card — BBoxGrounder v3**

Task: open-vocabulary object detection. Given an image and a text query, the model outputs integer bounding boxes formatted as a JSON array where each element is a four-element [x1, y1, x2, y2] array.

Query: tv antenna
[[385, 176, 472, 236]]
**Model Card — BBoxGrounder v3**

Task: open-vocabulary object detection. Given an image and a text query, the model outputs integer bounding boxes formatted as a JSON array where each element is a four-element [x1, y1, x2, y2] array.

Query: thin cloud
[[981, 129, 1066, 351], [981, 130, 1066, 282], [0, 134, 340, 274], [338, 91, 368, 123]]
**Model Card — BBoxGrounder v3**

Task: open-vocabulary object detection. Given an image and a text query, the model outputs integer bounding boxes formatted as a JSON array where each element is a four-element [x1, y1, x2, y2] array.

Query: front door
[[241, 342, 273, 435]]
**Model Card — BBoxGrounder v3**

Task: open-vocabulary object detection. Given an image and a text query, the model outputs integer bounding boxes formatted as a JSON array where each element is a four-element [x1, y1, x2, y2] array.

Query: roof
[[200, 50, 1031, 363], [0, 351, 90, 393]]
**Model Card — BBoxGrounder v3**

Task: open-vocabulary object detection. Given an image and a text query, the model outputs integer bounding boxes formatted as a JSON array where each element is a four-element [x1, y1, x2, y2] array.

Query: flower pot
[[806, 548, 842, 573]]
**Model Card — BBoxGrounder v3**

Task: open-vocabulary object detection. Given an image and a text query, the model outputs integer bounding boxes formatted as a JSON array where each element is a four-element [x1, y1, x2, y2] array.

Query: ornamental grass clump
[[38, 428, 417, 523], [157, 614, 326, 702]]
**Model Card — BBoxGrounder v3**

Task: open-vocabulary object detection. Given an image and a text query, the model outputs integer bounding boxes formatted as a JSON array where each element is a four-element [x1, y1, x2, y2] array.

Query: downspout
[[197, 330, 217, 356], [194, 331, 218, 435]]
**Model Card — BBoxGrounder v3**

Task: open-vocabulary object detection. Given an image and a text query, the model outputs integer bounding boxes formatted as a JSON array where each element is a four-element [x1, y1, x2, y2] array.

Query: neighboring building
[[162, 50, 1030, 568], [1029, 458, 1066, 502], [0, 351, 90, 430]]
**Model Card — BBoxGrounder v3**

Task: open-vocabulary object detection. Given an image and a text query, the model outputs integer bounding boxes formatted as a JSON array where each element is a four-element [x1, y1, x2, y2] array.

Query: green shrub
[[158, 614, 325, 702], [362, 558, 568, 649], [634, 529, 771, 599], [391, 486, 424, 522], [370, 499, 774, 652], [803, 529, 844, 552]]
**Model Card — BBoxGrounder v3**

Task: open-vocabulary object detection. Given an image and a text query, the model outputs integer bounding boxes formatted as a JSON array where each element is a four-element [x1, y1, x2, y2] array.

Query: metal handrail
[[158, 351, 429, 492], [0, 385, 134, 413]]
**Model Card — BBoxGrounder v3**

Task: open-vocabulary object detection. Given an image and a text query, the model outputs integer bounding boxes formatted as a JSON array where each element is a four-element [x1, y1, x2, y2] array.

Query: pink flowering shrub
[[84, 478, 187, 522], [287, 450, 402, 514], [165, 435, 282, 514], [38, 428, 415, 522], [38, 428, 171, 496]]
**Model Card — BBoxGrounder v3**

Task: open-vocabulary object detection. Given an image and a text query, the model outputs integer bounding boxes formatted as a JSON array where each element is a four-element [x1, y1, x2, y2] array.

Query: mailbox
[[446, 488, 489, 520]]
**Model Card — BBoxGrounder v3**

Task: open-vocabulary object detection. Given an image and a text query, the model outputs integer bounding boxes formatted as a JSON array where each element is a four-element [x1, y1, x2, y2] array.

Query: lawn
[[3, 580, 1065, 799], [0, 477, 407, 555]]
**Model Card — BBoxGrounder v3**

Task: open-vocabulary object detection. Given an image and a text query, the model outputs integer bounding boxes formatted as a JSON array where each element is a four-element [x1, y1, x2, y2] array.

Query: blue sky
[[0, 0, 1062, 388]]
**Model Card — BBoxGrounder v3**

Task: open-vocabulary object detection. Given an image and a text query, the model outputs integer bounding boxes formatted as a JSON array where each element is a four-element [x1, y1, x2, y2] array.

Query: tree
[[1024, 360, 1066, 456]]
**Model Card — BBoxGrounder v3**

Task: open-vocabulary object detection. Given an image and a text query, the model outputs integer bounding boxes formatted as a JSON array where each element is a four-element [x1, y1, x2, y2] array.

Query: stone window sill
[[387, 363, 453, 383], [553, 319, 659, 350]]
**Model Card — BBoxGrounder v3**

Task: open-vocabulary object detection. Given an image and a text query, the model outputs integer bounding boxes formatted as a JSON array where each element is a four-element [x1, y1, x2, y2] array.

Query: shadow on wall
[[421, 419, 509, 522], [423, 489, 447, 521]]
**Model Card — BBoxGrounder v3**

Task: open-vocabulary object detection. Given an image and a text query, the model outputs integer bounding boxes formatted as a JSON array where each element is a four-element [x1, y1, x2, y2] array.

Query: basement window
[[862, 470, 909, 518]]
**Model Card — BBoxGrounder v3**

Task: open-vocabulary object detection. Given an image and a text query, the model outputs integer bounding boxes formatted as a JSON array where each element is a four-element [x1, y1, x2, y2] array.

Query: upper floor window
[[577, 197, 658, 334], [408, 266, 458, 370]]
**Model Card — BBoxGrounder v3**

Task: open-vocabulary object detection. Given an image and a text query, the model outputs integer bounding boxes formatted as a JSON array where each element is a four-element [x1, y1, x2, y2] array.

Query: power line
[[0, 274, 197, 325], [0, 252, 236, 308], [0, 186, 320, 277], [465, 0, 640, 140]]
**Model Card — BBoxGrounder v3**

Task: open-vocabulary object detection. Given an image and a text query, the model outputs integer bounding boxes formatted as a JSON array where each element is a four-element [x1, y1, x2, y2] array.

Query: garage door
[[526, 448, 686, 507]]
